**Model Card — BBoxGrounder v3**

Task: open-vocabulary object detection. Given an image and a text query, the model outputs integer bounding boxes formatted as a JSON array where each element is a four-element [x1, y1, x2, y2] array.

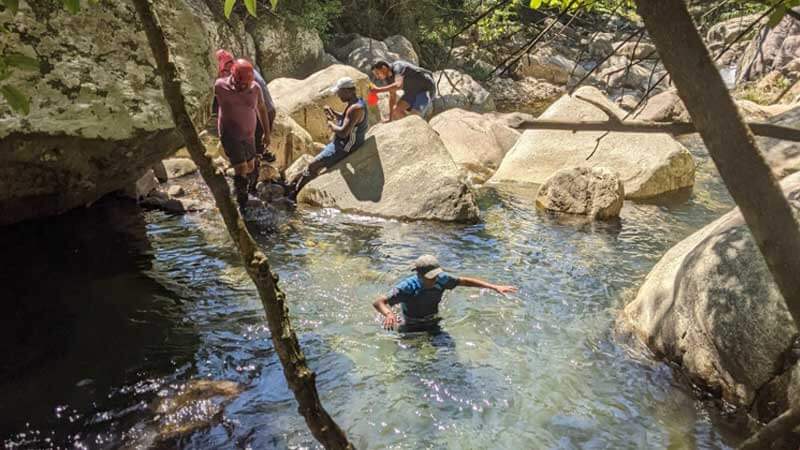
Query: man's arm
[[256, 89, 271, 145], [457, 277, 518, 295], [373, 296, 399, 330], [370, 74, 403, 94], [329, 104, 364, 138]]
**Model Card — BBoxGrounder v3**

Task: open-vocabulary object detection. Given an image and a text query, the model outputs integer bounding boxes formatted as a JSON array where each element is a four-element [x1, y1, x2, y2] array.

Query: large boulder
[[485, 77, 563, 115], [756, 104, 800, 179], [707, 14, 761, 47], [269, 65, 373, 142], [297, 116, 480, 223], [247, 17, 330, 81], [738, 9, 800, 83], [433, 70, 495, 114], [271, 113, 317, 172], [514, 45, 587, 85], [383, 35, 419, 64], [0, 0, 255, 225], [618, 172, 800, 424], [535, 167, 624, 220], [636, 90, 691, 122], [489, 87, 695, 199], [430, 109, 519, 183]]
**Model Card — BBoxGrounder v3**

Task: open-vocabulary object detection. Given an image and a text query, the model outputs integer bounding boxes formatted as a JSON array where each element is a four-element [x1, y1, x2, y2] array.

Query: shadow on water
[[0, 198, 199, 442]]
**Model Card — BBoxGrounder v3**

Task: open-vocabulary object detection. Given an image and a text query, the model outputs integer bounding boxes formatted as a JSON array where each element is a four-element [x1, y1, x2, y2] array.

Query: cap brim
[[422, 267, 443, 280]]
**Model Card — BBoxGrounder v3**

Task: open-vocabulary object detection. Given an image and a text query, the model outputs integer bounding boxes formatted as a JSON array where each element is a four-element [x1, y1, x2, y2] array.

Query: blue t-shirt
[[386, 273, 459, 323]]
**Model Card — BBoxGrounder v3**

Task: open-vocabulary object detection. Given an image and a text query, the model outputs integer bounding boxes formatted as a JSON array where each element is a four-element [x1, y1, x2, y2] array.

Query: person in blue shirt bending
[[373, 254, 517, 333]]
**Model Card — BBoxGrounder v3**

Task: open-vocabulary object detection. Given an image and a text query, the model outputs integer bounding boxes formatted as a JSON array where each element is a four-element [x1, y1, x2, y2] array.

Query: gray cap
[[330, 76, 356, 93], [411, 254, 444, 280]]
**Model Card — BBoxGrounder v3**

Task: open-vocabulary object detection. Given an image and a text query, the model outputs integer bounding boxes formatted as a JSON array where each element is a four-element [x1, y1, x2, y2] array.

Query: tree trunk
[[634, 0, 800, 328], [739, 407, 800, 450], [129, 1, 352, 448]]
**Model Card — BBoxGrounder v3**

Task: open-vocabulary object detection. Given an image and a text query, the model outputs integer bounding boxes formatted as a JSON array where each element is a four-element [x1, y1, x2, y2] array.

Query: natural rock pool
[[2, 138, 749, 449]]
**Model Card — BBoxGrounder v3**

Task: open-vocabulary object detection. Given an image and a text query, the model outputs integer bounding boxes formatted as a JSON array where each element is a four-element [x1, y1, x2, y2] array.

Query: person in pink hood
[[214, 57, 271, 212]]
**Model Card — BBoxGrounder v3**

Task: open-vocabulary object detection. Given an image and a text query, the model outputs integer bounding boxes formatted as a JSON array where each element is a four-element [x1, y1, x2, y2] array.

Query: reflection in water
[[1, 139, 749, 449]]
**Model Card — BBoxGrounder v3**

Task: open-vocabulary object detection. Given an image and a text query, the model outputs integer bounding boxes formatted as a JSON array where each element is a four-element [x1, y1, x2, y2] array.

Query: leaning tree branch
[[506, 117, 800, 141], [636, 0, 800, 326], [130, 0, 352, 448], [738, 407, 800, 450]]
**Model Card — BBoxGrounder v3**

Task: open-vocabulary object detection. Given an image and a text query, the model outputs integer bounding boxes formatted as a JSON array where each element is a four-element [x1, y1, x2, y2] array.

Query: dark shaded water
[[2, 137, 747, 449]]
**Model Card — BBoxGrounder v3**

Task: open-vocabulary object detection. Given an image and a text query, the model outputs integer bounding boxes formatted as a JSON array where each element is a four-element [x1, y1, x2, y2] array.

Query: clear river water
[[1, 137, 750, 449]]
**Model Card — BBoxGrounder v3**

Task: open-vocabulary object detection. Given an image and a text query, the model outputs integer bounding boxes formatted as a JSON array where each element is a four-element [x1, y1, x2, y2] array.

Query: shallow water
[[2, 137, 747, 449]]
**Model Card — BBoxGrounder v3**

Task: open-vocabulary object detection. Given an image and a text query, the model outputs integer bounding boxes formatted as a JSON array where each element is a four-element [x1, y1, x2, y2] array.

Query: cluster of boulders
[[0, 0, 338, 226]]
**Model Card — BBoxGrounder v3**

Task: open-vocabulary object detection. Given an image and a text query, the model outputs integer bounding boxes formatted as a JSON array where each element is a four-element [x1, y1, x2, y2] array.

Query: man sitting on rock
[[373, 255, 517, 333], [287, 77, 368, 200], [370, 59, 436, 121], [214, 58, 271, 212], [215, 49, 276, 193]]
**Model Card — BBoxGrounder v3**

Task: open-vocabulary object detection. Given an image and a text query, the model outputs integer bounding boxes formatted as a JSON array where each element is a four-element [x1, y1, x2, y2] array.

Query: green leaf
[[768, 5, 786, 28], [4, 54, 40, 72], [224, 0, 235, 18], [270, 0, 278, 10], [3, 0, 19, 15], [243, 0, 256, 16], [1, 84, 30, 115], [529, 0, 542, 9], [62, 0, 80, 14]]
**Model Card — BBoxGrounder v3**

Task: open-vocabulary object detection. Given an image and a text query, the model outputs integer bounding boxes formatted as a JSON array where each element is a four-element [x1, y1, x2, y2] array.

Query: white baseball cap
[[330, 76, 356, 93]]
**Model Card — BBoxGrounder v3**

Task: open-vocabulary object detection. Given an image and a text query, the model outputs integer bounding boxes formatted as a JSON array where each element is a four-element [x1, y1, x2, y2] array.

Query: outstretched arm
[[373, 296, 399, 330], [370, 74, 403, 94], [458, 277, 518, 295]]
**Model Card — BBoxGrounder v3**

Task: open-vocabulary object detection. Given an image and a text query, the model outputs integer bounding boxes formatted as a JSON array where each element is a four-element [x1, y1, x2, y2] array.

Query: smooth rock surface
[[430, 109, 519, 183], [514, 45, 586, 85], [618, 172, 800, 421], [535, 167, 624, 220], [490, 87, 695, 199], [123, 169, 160, 201], [433, 70, 495, 114], [269, 65, 372, 142], [0, 0, 272, 225], [486, 77, 563, 115], [298, 116, 480, 222], [271, 113, 317, 171], [738, 9, 800, 82], [247, 17, 329, 81], [162, 158, 198, 179]]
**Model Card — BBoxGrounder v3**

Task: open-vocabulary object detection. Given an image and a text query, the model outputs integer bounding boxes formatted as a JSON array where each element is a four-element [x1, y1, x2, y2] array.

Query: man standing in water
[[288, 77, 368, 199], [214, 58, 271, 212], [373, 255, 517, 333], [370, 59, 436, 121], [215, 50, 276, 193]]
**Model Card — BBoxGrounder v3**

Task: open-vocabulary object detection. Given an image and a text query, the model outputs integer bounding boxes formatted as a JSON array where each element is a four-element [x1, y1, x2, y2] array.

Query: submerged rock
[[430, 108, 519, 184], [298, 116, 480, 222], [433, 70, 495, 114], [618, 172, 800, 423], [153, 379, 242, 444], [536, 167, 624, 220], [490, 87, 695, 199], [269, 65, 372, 142]]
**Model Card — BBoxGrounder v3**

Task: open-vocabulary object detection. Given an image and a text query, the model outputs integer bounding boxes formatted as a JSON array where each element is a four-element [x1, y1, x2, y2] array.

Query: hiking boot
[[233, 175, 249, 212]]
